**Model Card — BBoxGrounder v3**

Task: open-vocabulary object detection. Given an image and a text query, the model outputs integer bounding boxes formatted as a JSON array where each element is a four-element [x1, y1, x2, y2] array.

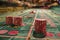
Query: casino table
[[0, 6, 60, 40]]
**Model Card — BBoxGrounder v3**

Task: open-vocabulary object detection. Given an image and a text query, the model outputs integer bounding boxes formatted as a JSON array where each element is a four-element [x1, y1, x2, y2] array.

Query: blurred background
[[0, 0, 59, 12]]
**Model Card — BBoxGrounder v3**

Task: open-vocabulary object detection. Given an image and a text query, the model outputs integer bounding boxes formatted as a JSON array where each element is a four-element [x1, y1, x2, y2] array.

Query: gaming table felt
[[0, 6, 60, 40]]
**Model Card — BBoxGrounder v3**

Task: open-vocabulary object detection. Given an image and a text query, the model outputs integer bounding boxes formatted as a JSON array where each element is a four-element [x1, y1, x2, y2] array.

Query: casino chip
[[56, 32, 60, 37], [30, 11, 35, 14], [8, 30, 19, 35], [0, 30, 8, 34], [46, 32, 54, 37]]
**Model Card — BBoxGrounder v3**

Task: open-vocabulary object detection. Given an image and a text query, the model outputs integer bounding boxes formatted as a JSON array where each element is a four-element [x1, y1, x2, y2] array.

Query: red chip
[[8, 30, 19, 35], [46, 32, 54, 37], [30, 11, 35, 14], [0, 30, 8, 34], [56, 32, 60, 37]]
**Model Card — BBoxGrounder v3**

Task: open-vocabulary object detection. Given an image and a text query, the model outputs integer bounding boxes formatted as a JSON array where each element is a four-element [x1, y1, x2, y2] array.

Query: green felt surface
[[0, 6, 60, 40], [0, 37, 12, 40], [13, 38, 26, 40]]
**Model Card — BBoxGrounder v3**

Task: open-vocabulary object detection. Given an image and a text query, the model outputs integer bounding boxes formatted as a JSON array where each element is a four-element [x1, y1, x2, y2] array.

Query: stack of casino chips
[[33, 19, 47, 38], [6, 16, 24, 26], [6, 16, 13, 25], [13, 16, 24, 26]]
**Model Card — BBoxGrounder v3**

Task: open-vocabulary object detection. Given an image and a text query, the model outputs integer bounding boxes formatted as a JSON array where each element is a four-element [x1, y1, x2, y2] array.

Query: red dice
[[13, 16, 24, 26], [34, 19, 47, 35], [6, 16, 13, 25]]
